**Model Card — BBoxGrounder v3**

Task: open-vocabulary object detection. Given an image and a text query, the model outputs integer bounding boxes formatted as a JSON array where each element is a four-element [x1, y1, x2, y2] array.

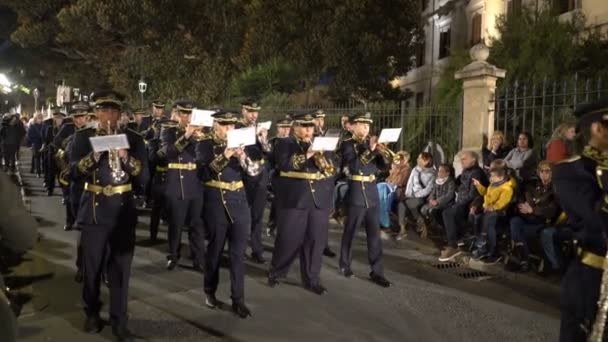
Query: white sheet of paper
[[89, 134, 130, 153], [378, 128, 402, 143], [257, 121, 272, 132], [311, 137, 339, 152], [190, 109, 215, 127], [227, 127, 257, 148]]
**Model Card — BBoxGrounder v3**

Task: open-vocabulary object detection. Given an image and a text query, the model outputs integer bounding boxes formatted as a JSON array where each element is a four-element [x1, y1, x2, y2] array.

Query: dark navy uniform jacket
[[553, 152, 607, 255], [339, 137, 388, 208], [273, 136, 336, 210], [69, 127, 149, 227], [53, 122, 76, 150], [157, 124, 203, 200], [196, 135, 249, 220]]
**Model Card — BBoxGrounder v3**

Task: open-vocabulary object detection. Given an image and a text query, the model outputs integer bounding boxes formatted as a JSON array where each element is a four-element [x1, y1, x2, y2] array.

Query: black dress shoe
[[323, 247, 336, 258], [340, 268, 354, 278], [268, 276, 280, 288], [306, 284, 327, 295], [112, 326, 136, 342], [47, 189, 53, 196], [249, 253, 266, 264], [166, 259, 177, 270], [205, 294, 219, 309], [84, 313, 103, 333], [370, 272, 392, 288], [63, 224, 73, 231], [74, 268, 83, 283], [232, 302, 252, 319]]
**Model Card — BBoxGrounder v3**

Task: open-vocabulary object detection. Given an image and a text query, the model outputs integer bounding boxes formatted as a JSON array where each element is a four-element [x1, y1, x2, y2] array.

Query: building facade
[[395, 0, 608, 109]]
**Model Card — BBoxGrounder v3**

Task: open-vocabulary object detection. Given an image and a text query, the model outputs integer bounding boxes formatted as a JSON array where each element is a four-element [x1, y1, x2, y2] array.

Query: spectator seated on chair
[[504, 132, 538, 184], [439, 150, 488, 262], [420, 163, 455, 237], [538, 212, 573, 276], [506, 161, 560, 272], [469, 166, 515, 263], [396, 152, 436, 240], [377, 151, 411, 232], [482, 130, 510, 174]]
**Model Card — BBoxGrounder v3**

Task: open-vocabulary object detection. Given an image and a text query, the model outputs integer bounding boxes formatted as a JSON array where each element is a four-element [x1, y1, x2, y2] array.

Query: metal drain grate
[[431, 262, 493, 281]]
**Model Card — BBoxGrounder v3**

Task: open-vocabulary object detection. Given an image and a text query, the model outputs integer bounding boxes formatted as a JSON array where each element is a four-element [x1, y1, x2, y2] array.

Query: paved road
[[10, 155, 560, 342]]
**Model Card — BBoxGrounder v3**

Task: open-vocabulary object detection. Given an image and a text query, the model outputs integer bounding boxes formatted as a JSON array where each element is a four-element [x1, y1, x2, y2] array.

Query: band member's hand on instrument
[[257, 127, 268, 141], [224, 147, 237, 159], [185, 125, 198, 139], [118, 149, 129, 161], [370, 136, 378, 151], [234, 146, 246, 160]]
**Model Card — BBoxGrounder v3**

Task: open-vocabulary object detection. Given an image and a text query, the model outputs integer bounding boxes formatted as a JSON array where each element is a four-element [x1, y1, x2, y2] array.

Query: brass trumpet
[[107, 121, 127, 184], [376, 143, 402, 164], [313, 152, 336, 176]]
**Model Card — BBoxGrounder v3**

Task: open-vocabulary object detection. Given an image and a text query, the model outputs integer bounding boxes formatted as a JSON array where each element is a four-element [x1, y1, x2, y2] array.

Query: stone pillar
[[453, 44, 506, 175]]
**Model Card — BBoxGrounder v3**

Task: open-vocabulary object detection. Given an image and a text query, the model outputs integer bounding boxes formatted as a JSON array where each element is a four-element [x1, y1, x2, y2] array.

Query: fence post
[[454, 44, 506, 174], [399, 100, 406, 151]]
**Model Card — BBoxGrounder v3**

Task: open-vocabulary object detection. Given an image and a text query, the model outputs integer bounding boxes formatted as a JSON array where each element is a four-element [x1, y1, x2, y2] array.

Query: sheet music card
[[227, 127, 257, 148], [89, 134, 130, 153], [257, 121, 272, 133], [190, 109, 215, 127], [378, 128, 402, 143], [311, 137, 339, 152]]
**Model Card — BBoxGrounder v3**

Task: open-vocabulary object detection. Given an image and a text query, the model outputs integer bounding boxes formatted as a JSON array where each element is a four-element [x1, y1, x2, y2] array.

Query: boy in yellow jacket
[[470, 167, 514, 263]]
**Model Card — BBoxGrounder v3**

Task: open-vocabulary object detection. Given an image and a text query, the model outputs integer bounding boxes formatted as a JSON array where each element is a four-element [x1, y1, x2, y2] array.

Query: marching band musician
[[157, 100, 205, 272], [43, 107, 66, 196], [236, 100, 272, 264], [268, 111, 337, 295], [70, 90, 148, 341], [196, 110, 261, 318], [313, 109, 337, 258], [337, 112, 392, 287], [553, 97, 608, 341], [53, 102, 89, 231], [266, 115, 293, 236]]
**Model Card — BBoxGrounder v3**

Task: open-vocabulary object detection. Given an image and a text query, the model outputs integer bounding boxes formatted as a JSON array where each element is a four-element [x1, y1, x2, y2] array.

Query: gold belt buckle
[[102, 185, 114, 196]]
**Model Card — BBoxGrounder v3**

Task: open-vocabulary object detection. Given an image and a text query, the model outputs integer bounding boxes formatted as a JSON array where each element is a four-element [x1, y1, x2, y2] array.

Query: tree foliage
[[489, 6, 608, 83], [0, 0, 423, 105]]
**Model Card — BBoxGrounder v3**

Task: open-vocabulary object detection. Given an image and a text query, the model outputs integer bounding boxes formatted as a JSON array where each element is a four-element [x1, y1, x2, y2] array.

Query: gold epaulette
[[556, 155, 581, 164]]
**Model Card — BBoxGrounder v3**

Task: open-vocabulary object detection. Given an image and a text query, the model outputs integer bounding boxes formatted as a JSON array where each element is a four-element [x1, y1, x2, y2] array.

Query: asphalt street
[[9, 152, 560, 342]]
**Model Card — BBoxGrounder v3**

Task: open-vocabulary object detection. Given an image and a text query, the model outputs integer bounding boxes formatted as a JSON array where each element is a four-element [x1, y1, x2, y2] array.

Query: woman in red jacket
[[545, 123, 576, 163]]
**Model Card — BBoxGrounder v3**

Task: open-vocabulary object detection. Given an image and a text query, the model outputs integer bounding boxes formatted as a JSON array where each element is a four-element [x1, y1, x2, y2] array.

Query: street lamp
[[138, 78, 147, 107], [0, 73, 12, 94], [33, 88, 39, 111]]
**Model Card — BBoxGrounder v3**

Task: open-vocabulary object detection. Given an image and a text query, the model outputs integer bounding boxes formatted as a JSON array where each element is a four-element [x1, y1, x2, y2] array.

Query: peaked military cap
[[133, 108, 147, 116], [212, 110, 239, 124], [151, 99, 165, 108], [174, 100, 194, 113], [241, 99, 261, 111], [573, 97, 608, 130], [292, 111, 316, 126], [91, 90, 125, 109], [69, 101, 91, 117], [314, 109, 326, 118], [350, 112, 373, 124], [51, 106, 67, 117], [276, 115, 293, 127]]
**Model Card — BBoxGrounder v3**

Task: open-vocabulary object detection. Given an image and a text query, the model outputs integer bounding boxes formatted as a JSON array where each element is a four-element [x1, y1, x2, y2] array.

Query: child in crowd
[[420, 163, 455, 238], [470, 165, 515, 263]]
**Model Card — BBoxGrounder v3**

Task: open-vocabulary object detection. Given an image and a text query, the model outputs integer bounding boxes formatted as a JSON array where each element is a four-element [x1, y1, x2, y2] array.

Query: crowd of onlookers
[[338, 122, 579, 277]]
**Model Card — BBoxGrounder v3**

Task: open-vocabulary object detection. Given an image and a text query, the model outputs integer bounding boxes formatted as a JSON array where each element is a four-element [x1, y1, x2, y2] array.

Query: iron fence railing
[[259, 100, 463, 162], [495, 74, 608, 146]]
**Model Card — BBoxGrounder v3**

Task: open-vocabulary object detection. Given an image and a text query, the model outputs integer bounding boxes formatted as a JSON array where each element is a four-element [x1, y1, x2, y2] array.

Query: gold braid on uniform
[[291, 153, 306, 170], [210, 154, 230, 173], [174, 135, 191, 153], [359, 148, 375, 165], [583, 145, 608, 213], [126, 156, 142, 176], [584, 145, 608, 168], [77, 152, 96, 174]]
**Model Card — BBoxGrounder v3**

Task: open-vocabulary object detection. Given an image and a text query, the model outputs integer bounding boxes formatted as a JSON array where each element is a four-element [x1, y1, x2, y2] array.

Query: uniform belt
[[578, 248, 608, 270], [84, 183, 132, 196], [349, 175, 376, 182], [155, 166, 168, 172], [205, 180, 244, 191], [168, 162, 197, 171], [280, 171, 329, 180]]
